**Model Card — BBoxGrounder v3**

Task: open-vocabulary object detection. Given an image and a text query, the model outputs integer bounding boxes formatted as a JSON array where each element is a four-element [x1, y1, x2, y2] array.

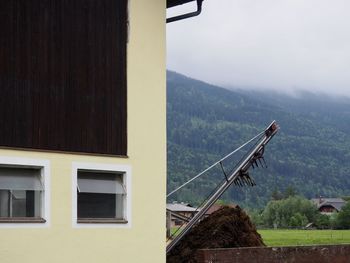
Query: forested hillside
[[167, 71, 350, 208]]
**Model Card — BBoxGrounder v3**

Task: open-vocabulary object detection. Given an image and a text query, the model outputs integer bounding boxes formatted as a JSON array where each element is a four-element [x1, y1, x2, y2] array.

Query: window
[[72, 163, 131, 227], [0, 157, 50, 226], [77, 171, 126, 222], [0, 167, 42, 219]]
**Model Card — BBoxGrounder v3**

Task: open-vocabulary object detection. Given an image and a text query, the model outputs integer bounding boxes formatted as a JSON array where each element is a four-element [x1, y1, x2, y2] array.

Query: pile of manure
[[167, 205, 265, 263]]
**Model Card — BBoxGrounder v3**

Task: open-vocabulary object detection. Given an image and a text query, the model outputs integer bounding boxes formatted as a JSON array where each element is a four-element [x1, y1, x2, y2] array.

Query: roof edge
[[167, 0, 196, 8]]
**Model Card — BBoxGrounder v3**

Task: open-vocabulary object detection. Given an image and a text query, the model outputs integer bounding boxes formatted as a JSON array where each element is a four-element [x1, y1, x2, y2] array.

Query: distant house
[[311, 198, 346, 215], [166, 202, 237, 235], [167, 202, 198, 227]]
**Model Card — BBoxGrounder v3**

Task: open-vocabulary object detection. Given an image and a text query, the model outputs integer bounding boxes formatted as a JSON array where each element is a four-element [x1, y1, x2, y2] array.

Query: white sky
[[166, 0, 350, 96]]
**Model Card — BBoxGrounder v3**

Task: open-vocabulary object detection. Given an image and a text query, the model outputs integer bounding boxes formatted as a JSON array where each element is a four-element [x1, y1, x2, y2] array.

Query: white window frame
[[0, 156, 50, 228], [72, 162, 131, 228]]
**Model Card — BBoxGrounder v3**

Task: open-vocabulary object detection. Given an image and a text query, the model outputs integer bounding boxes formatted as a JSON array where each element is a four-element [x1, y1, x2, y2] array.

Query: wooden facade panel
[[0, 0, 127, 155]]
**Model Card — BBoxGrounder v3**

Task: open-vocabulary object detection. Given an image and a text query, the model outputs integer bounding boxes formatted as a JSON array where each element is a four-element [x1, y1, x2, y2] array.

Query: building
[[167, 202, 198, 227], [166, 202, 236, 229], [311, 198, 346, 215], [0, 1, 200, 262]]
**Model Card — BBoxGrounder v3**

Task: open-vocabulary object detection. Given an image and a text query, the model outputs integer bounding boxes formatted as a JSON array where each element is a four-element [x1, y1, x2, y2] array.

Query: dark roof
[[311, 198, 346, 212], [167, 0, 196, 8], [320, 202, 345, 211]]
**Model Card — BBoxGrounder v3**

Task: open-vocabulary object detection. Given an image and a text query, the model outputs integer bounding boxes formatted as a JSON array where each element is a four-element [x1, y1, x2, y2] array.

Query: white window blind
[[77, 172, 125, 194], [0, 168, 43, 191]]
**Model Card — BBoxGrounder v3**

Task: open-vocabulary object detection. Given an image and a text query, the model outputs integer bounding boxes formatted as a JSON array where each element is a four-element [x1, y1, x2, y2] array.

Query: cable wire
[[167, 130, 265, 197]]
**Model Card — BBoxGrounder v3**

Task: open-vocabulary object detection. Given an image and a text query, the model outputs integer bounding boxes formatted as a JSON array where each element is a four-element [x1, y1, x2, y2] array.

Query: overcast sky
[[166, 0, 350, 96]]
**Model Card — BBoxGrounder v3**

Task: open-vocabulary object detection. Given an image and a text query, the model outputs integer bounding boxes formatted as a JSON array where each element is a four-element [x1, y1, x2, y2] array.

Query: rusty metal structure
[[166, 121, 279, 254]]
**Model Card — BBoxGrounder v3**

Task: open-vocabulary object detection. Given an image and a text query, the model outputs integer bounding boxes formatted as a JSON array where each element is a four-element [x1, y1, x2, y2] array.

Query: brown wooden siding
[[0, 0, 127, 155]]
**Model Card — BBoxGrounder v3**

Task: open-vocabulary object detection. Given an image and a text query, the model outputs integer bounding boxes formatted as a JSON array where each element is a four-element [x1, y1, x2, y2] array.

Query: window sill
[[77, 218, 128, 224], [0, 217, 46, 223]]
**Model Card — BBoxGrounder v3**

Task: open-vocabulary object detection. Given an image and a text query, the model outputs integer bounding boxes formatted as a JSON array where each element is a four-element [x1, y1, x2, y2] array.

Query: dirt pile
[[167, 206, 265, 263]]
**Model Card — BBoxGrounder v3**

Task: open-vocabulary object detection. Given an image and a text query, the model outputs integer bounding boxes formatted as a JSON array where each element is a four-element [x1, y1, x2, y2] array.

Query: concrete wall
[[196, 245, 350, 263], [0, 1, 167, 263]]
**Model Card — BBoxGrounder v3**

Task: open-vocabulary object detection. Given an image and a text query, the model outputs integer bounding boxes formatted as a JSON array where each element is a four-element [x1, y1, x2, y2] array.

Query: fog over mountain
[[167, 0, 350, 96]]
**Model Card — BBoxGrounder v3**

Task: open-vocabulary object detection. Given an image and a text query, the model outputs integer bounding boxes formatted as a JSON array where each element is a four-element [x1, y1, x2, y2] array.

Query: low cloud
[[167, 0, 350, 96]]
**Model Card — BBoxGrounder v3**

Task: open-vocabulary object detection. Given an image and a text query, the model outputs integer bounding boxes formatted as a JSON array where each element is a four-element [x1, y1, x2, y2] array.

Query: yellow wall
[[0, 0, 166, 262]]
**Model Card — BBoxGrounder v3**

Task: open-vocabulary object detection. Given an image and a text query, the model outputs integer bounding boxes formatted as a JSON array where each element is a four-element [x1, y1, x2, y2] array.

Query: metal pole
[[166, 211, 171, 239], [166, 121, 278, 254], [167, 130, 265, 197]]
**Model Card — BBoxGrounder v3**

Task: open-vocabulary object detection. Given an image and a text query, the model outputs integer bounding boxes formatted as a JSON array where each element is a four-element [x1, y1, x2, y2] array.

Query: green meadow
[[259, 229, 350, 247]]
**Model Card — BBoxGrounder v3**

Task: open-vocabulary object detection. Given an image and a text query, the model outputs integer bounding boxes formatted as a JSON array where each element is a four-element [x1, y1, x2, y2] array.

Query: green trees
[[284, 185, 298, 198], [261, 196, 318, 228], [249, 199, 350, 229], [250, 198, 350, 230], [335, 202, 350, 229], [289, 213, 308, 228], [314, 214, 331, 229]]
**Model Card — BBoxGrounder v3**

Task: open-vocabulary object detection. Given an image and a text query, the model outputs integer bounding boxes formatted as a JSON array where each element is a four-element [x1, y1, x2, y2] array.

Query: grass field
[[259, 229, 350, 247]]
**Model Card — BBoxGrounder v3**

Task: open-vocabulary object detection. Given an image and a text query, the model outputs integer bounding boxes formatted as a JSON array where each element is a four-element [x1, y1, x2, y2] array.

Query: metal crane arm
[[166, 121, 279, 254]]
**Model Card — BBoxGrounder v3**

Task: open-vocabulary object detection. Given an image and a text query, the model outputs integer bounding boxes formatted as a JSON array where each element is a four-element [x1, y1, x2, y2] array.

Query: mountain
[[167, 71, 350, 208]]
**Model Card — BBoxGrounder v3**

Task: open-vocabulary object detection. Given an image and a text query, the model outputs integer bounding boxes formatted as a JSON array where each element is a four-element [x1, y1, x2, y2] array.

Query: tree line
[[248, 191, 350, 229]]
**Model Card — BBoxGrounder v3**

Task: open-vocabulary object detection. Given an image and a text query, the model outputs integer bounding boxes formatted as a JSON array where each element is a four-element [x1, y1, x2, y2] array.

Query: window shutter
[[77, 172, 125, 194], [0, 168, 43, 191]]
